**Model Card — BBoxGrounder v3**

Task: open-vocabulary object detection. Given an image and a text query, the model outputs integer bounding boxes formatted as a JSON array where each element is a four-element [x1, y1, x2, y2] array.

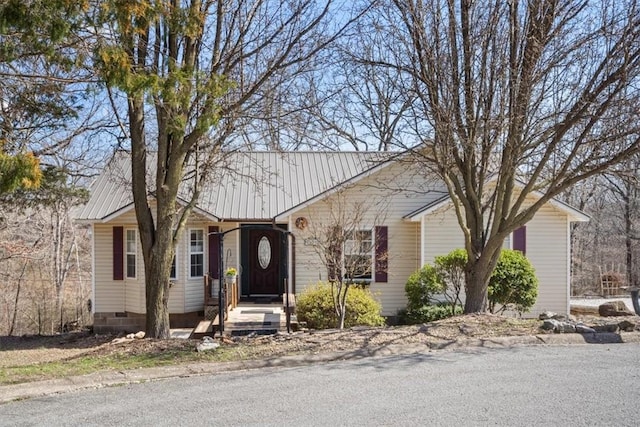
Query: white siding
[[93, 223, 126, 312], [291, 162, 442, 315], [422, 205, 465, 264], [526, 204, 569, 316], [421, 202, 570, 316], [94, 205, 235, 314]]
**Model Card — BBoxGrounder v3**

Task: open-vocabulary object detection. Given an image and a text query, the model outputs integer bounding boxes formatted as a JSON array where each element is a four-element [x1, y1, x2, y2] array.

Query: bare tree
[[359, 0, 640, 312], [601, 156, 640, 286], [95, 1, 368, 338], [304, 192, 387, 329]]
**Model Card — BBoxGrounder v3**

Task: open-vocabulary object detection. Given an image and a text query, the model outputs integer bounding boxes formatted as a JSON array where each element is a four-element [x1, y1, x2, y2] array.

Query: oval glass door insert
[[257, 236, 271, 269]]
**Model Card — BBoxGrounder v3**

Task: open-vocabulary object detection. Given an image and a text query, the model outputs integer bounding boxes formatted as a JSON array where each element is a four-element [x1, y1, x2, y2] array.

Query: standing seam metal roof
[[74, 151, 392, 222]]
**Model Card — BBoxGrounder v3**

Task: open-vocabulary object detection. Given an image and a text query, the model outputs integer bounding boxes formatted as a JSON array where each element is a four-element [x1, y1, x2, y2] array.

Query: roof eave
[[404, 190, 590, 223]]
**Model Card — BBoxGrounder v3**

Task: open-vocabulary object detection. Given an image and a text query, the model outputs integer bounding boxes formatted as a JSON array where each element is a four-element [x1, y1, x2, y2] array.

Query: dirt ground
[[5, 313, 632, 369]]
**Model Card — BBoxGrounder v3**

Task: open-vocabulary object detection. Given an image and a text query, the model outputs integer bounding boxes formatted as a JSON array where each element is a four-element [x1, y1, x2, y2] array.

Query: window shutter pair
[[325, 226, 388, 283]]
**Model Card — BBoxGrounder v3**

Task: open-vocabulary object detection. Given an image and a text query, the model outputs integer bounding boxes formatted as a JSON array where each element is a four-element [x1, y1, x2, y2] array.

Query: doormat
[[240, 310, 274, 314]]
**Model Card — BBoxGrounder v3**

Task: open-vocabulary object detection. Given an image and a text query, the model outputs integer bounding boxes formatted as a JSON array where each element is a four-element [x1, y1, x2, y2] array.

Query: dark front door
[[246, 228, 281, 295]]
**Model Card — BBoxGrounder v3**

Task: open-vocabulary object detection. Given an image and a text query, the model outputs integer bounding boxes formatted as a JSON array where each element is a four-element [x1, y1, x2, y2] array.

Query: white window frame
[[503, 234, 512, 250], [343, 229, 374, 282], [170, 248, 178, 280], [189, 228, 205, 278], [125, 229, 137, 279]]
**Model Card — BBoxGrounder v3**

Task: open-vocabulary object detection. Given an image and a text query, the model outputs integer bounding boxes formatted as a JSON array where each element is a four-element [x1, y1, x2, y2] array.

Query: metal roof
[[74, 151, 393, 222]]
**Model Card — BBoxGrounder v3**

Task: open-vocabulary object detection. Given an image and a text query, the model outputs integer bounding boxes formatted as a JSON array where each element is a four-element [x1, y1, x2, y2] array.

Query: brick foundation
[[93, 311, 203, 333]]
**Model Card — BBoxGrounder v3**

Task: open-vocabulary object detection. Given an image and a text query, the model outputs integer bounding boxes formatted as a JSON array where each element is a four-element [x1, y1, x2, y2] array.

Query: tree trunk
[[463, 251, 499, 313], [8, 259, 28, 336], [338, 289, 346, 330], [624, 193, 633, 287], [142, 223, 175, 339], [464, 266, 489, 313]]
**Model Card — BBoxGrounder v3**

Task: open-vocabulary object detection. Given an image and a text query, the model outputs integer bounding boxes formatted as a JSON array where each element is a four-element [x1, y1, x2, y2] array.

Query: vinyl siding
[[93, 223, 126, 312], [421, 201, 570, 316], [525, 204, 569, 316], [95, 204, 231, 314], [422, 204, 465, 264], [291, 162, 442, 315]]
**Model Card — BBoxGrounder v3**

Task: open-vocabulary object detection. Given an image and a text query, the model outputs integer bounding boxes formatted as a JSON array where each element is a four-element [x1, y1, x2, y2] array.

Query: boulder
[[556, 321, 576, 333], [539, 312, 556, 320], [592, 323, 620, 333], [575, 324, 596, 334], [618, 319, 637, 332], [570, 305, 600, 316], [540, 319, 576, 333], [196, 336, 220, 352], [540, 319, 559, 331], [599, 301, 634, 317]]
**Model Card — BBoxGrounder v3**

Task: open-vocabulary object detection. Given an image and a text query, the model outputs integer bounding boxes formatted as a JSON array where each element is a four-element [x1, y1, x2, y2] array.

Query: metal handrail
[[209, 224, 295, 337]]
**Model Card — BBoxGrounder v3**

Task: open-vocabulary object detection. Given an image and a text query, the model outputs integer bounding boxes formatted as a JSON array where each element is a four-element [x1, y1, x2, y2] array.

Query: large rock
[[541, 319, 560, 331], [556, 321, 576, 333], [599, 301, 634, 317], [540, 319, 576, 333], [196, 336, 220, 352], [575, 324, 596, 334], [592, 323, 620, 333], [618, 319, 637, 332]]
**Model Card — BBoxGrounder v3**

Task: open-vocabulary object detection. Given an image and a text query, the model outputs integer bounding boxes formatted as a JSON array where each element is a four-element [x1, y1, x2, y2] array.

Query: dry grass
[[0, 313, 630, 386]]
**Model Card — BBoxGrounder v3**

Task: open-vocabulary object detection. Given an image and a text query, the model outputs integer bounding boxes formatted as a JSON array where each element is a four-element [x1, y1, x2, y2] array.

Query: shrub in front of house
[[297, 282, 385, 329], [404, 264, 446, 311], [488, 249, 538, 314], [403, 248, 539, 320], [398, 303, 464, 324]]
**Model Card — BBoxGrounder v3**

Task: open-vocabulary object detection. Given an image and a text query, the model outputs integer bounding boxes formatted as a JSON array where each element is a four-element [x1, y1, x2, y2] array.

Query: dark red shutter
[[513, 226, 527, 255], [113, 226, 124, 280], [375, 226, 388, 283], [208, 226, 220, 279]]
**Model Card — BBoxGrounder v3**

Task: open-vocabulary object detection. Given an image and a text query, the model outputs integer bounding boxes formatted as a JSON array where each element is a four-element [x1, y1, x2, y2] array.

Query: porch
[[190, 274, 296, 338]]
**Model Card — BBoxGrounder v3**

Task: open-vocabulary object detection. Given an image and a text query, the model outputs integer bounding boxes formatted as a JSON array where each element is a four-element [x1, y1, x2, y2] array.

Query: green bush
[[434, 249, 467, 309], [404, 264, 446, 311], [405, 248, 539, 316], [488, 249, 538, 314], [297, 282, 385, 329], [398, 303, 464, 324]]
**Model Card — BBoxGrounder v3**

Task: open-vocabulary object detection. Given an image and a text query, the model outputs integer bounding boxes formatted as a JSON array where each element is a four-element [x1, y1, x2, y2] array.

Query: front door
[[244, 227, 282, 295]]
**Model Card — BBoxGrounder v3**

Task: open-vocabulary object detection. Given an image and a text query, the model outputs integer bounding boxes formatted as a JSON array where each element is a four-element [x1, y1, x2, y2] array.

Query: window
[[344, 229, 373, 280], [189, 229, 204, 278], [126, 229, 137, 279], [170, 251, 177, 280]]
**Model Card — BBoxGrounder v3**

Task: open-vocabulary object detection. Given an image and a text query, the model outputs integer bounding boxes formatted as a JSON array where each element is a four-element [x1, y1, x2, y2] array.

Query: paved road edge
[[2, 331, 639, 404]]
